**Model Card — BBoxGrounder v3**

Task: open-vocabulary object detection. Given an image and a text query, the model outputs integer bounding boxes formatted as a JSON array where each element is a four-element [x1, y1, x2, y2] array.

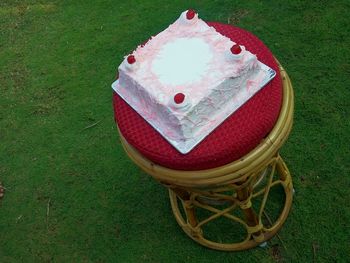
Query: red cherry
[[186, 9, 196, 20], [174, 93, 185, 104], [127, 55, 136, 64], [230, 44, 242, 55]]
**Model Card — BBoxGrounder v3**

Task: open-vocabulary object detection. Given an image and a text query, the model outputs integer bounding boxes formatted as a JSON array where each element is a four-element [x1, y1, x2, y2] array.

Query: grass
[[1, 0, 350, 262]]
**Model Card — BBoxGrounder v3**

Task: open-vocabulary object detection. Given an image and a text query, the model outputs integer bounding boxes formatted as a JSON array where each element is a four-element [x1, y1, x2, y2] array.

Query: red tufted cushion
[[113, 22, 282, 171]]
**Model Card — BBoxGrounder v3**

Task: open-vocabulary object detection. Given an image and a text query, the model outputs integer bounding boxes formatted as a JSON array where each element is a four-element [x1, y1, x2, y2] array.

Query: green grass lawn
[[1, 0, 350, 262]]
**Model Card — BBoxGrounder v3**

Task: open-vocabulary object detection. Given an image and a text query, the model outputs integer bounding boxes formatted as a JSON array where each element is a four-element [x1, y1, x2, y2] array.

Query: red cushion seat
[[113, 22, 282, 171]]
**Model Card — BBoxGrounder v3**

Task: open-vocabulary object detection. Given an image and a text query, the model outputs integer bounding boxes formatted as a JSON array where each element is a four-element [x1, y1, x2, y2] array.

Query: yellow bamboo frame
[[117, 62, 294, 251]]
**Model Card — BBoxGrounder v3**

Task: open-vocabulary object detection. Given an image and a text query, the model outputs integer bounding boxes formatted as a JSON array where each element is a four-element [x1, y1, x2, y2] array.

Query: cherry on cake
[[112, 10, 275, 154]]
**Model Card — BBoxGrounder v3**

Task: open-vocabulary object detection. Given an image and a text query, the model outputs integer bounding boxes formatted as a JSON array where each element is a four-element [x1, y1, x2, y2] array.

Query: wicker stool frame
[[117, 62, 294, 251]]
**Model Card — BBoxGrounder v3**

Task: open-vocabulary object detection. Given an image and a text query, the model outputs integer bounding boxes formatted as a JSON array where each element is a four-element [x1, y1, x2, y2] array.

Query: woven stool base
[[168, 155, 293, 251]]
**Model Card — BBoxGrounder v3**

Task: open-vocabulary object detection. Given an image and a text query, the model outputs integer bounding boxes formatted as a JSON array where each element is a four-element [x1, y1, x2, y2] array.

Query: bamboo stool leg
[[170, 187, 198, 230], [235, 182, 264, 243]]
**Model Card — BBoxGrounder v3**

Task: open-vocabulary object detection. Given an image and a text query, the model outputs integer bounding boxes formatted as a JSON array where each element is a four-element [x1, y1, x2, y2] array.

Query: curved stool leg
[[168, 155, 293, 251], [170, 187, 199, 235]]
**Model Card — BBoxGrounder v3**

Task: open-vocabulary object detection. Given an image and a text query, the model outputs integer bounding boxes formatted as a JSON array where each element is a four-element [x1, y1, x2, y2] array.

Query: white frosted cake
[[112, 10, 275, 154]]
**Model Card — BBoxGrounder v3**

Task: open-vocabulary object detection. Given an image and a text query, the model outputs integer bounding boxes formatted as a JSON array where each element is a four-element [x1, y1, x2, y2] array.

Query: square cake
[[112, 10, 275, 154]]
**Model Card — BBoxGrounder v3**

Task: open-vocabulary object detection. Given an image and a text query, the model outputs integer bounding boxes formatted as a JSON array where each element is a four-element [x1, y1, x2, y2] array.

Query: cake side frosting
[[118, 69, 183, 140], [179, 66, 261, 140]]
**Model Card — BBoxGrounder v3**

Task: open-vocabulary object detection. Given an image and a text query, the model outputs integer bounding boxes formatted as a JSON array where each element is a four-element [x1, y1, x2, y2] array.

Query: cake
[[112, 10, 275, 154]]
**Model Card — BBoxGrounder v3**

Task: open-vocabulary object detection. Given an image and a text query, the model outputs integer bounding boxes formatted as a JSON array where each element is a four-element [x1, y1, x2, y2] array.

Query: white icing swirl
[[170, 95, 191, 112], [226, 45, 246, 61], [124, 56, 139, 71], [179, 10, 199, 25]]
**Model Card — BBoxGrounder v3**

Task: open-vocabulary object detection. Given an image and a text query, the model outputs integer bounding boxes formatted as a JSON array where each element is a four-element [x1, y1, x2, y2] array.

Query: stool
[[113, 23, 294, 251]]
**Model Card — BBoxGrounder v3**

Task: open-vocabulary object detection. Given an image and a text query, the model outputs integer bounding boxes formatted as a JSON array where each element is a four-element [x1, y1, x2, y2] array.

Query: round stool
[[113, 23, 294, 251]]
